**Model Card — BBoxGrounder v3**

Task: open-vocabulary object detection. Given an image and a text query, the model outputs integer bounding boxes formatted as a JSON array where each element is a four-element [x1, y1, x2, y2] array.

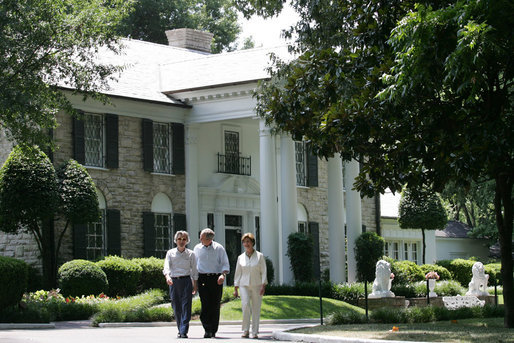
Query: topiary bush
[[419, 264, 452, 281], [286, 232, 313, 282], [484, 263, 502, 286], [132, 257, 166, 292], [355, 232, 384, 283], [386, 258, 424, 285], [0, 256, 28, 309], [96, 256, 142, 297], [446, 258, 476, 286], [58, 259, 108, 297]]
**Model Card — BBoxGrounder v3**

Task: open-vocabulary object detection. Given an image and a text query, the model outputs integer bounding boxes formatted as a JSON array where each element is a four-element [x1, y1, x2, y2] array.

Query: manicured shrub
[[331, 283, 365, 305], [391, 283, 418, 298], [484, 263, 502, 285], [58, 259, 108, 297], [96, 256, 142, 297], [0, 256, 29, 309], [266, 281, 333, 298], [446, 259, 476, 286], [326, 309, 367, 324], [355, 232, 384, 283], [419, 264, 452, 281], [286, 232, 314, 282], [132, 257, 167, 292], [386, 258, 424, 285]]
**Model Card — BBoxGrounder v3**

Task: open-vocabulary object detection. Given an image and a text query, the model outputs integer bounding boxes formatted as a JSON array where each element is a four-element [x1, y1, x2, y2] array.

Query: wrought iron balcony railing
[[217, 153, 251, 176]]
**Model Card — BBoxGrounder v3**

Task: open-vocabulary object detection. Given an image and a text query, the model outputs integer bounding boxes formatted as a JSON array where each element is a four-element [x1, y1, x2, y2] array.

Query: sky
[[237, 6, 299, 48]]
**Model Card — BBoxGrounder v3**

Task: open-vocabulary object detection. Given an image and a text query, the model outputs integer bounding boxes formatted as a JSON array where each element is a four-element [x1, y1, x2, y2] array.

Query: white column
[[279, 134, 297, 284], [328, 156, 346, 283], [259, 120, 279, 281], [344, 159, 362, 282], [185, 124, 200, 247]]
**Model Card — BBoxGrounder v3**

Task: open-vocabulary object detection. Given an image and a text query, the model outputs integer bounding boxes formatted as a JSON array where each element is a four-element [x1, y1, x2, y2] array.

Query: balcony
[[217, 153, 251, 176]]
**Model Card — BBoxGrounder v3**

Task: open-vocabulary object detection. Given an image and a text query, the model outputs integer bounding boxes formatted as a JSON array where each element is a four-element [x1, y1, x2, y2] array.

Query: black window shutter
[[73, 223, 87, 259], [143, 212, 155, 257], [306, 143, 318, 187], [73, 117, 85, 164], [309, 222, 321, 278], [173, 213, 187, 239], [105, 114, 119, 169], [106, 209, 121, 256], [142, 119, 153, 172], [172, 123, 185, 175]]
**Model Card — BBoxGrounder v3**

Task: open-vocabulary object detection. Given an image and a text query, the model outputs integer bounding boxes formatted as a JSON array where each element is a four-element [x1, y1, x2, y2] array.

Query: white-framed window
[[295, 141, 307, 186], [154, 213, 172, 258], [385, 240, 420, 264], [153, 122, 172, 174], [84, 113, 104, 167], [297, 203, 309, 233], [86, 189, 106, 260]]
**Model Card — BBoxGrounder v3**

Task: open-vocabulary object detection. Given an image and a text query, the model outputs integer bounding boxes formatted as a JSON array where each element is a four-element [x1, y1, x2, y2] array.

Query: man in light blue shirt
[[193, 228, 230, 338], [163, 231, 198, 338]]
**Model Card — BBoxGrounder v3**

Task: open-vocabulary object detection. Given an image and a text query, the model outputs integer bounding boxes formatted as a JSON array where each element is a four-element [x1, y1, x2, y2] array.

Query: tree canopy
[[0, 0, 131, 147], [399, 188, 447, 264], [0, 146, 99, 288], [116, 0, 241, 53], [243, 0, 514, 327]]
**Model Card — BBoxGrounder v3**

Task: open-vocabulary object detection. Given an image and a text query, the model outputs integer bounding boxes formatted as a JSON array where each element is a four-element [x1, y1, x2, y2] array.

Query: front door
[[224, 215, 242, 285]]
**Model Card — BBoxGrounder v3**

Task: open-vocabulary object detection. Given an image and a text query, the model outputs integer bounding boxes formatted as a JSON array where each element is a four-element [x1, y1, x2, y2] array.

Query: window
[[295, 141, 318, 187], [298, 222, 308, 234], [297, 203, 309, 233], [385, 240, 420, 264], [154, 213, 172, 258], [295, 141, 307, 186], [153, 122, 172, 174], [86, 209, 106, 260], [84, 113, 104, 167]]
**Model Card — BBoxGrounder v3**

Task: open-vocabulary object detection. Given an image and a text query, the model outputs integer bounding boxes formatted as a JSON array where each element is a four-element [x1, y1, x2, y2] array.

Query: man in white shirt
[[193, 228, 230, 338], [163, 231, 198, 339]]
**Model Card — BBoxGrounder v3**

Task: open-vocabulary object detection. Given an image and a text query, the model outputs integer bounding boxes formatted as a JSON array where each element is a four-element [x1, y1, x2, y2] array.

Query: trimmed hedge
[[439, 259, 476, 286], [132, 257, 167, 292], [58, 259, 108, 297], [419, 264, 452, 281], [96, 256, 142, 297], [388, 259, 425, 285], [0, 256, 29, 309]]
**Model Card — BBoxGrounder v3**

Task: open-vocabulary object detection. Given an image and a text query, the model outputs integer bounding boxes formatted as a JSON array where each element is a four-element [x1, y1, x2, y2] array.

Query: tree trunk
[[421, 228, 426, 265], [41, 217, 57, 290], [494, 174, 513, 328]]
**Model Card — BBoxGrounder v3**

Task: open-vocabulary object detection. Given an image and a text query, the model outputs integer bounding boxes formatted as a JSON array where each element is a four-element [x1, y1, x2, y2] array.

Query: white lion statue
[[369, 260, 395, 298], [466, 262, 489, 297]]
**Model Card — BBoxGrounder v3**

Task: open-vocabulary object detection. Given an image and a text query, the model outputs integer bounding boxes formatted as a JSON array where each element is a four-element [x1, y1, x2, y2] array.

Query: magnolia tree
[[239, 0, 514, 327], [0, 146, 99, 288]]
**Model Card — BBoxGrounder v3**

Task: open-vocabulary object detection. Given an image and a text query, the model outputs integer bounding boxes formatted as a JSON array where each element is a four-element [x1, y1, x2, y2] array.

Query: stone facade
[[52, 111, 186, 261]]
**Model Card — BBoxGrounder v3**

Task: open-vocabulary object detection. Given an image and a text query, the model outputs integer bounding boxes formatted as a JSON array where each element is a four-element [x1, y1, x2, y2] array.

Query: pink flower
[[425, 271, 440, 280], [390, 273, 395, 279]]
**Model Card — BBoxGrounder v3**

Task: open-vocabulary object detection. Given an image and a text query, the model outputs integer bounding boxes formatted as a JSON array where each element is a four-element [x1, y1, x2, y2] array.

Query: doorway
[[225, 215, 242, 285]]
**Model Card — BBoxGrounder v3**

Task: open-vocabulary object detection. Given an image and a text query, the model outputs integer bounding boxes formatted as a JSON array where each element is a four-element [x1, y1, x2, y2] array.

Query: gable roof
[[436, 220, 472, 238]]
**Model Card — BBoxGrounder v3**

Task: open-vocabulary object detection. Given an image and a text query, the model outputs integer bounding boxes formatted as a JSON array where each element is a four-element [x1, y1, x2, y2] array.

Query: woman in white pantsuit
[[233, 233, 267, 339]]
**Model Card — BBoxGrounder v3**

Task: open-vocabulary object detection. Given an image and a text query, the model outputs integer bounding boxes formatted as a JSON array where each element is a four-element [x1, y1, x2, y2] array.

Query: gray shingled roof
[[435, 220, 472, 238], [160, 45, 291, 94]]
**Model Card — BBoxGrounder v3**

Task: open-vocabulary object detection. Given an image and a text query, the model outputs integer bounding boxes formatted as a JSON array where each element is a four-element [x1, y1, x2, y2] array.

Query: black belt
[[199, 273, 221, 277], [172, 275, 191, 279]]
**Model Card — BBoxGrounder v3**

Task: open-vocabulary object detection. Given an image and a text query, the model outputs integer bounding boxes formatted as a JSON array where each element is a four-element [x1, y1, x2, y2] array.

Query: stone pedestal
[[477, 295, 496, 306], [358, 296, 408, 310]]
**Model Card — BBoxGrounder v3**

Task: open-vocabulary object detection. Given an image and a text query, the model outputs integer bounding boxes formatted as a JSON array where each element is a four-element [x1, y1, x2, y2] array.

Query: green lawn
[[220, 295, 363, 320], [292, 317, 513, 343]]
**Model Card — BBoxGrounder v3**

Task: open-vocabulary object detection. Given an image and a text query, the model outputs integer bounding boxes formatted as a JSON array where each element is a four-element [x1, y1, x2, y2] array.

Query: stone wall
[[53, 112, 186, 261]]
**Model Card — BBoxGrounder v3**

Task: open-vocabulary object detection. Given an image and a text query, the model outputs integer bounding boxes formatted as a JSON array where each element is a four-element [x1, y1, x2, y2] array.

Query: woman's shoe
[[252, 334, 258, 339], [241, 331, 249, 338]]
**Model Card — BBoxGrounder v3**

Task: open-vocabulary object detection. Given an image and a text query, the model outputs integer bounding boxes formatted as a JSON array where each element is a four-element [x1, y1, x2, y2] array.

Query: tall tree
[[0, 0, 131, 147], [398, 188, 447, 264], [116, 0, 241, 53], [241, 0, 514, 327], [0, 146, 99, 288]]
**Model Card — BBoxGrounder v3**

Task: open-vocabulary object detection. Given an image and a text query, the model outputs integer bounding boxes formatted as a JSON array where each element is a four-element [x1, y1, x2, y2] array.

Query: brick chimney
[[165, 28, 214, 53]]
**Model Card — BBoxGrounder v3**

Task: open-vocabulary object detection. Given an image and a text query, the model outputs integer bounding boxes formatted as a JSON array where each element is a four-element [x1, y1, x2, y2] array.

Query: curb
[[0, 323, 55, 330], [273, 330, 436, 343]]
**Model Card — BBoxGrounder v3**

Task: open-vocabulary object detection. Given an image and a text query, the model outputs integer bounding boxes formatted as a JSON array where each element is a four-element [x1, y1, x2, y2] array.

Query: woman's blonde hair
[[241, 232, 255, 245]]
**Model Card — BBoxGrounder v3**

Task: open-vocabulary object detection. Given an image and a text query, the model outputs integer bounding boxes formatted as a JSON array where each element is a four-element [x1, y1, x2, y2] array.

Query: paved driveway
[[0, 320, 317, 343]]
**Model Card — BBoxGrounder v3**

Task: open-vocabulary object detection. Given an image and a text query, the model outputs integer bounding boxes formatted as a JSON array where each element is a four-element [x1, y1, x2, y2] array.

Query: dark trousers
[[198, 274, 223, 334], [169, 277, 193, 335]]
